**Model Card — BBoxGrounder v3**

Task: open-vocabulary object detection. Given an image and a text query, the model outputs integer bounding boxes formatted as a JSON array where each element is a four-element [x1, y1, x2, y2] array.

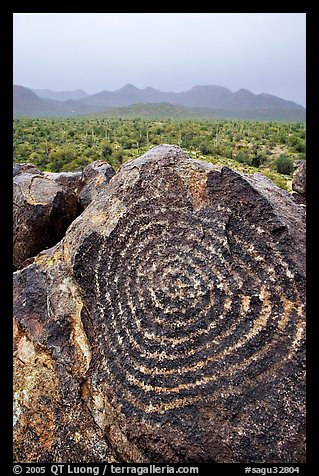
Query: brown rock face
[[13, 172, 78, 270], [13, 257, 118, 463], [292, 160, 306, 197], [13, 145, 306, 463], [79, 160, 116, 209], [43, 171, 84, 196]]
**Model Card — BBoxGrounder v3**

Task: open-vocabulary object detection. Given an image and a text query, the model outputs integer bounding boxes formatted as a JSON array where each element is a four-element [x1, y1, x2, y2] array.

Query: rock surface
[[13, 258, 119, 463], [13, 160, 115, 271], [13, 163, 43, 177], [43, 171, 84, 196], [13, 145, 306, 463], [292, 160, 306, 197], [13, 172, 78, 270], [79, 160, 116, 209]]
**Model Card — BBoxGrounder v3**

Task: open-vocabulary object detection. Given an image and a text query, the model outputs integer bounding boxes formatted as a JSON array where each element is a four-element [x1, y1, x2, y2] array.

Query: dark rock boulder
[[13, 145, 306, 463], [43, 162, 115, 211], [13, 163, 43, 177], [13, 173, 78, 270], [79, 160, 116, 209], [292, 160, 306, 197], [13, 160, 115, 270], [291, 191, 306, 206], [43, 171, 84, 196]]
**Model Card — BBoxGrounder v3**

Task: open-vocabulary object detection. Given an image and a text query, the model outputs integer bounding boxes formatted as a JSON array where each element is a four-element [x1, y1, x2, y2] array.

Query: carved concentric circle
[[82, 170, 305, 422]]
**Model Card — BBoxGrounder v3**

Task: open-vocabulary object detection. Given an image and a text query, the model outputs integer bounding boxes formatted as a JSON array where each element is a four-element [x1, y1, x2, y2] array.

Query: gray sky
[[13, 13, 306, 106]]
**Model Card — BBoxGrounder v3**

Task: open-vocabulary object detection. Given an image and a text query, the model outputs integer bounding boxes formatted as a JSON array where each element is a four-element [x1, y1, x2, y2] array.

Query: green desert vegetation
[[13, 117, 306, 190]]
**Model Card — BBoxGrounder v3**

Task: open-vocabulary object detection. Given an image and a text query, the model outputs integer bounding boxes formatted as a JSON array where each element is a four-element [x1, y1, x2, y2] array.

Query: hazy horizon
[[13, 13, 306, 107]]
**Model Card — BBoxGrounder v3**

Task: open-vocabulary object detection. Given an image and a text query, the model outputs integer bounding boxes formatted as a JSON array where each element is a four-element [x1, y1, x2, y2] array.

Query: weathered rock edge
[[13, 160, 115, 271], [13, 172, 78, 271], [291, 160, 306, 206], [13, 145, 306, 463]]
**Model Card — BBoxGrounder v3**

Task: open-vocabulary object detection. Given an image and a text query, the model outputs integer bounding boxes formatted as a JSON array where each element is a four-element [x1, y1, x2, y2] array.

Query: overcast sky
[[13, 13, 306, 106]]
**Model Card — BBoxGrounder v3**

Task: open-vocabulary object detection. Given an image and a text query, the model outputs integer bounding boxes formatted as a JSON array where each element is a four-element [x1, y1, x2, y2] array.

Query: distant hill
[[101, 103, 306, 122], [31, 88, 90, 101], [13, 84, 305, 122], [101, 103, 200, 119], [13, 85, 97, 117], [13, 85, 64, 117], [81, 83, 304, 111]]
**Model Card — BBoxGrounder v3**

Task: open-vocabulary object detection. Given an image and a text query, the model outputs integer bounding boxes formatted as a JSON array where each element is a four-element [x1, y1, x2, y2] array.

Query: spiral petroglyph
[[14, 145, 305, 463], [69, 145, 305, 462]]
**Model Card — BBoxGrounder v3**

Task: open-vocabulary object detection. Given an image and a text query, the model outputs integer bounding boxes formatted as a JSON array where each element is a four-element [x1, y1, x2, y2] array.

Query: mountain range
[[13, 84, 306, 121], [32, 88, 90, 101]]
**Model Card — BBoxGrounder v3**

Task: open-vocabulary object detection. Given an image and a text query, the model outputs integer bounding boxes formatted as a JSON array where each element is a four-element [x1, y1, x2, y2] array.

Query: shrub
[[237, 149, 251, 165], [274, 154, 294, 175], [251, 153, 262, 168], [199, 142, 212, 155]]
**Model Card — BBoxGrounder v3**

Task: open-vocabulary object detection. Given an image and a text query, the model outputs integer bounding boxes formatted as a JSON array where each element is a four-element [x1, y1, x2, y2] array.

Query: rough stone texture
[[13, 254, 119, 463], [13, 145, 306, 463], [292, 160, 306, 197], [13, 163, 43, 177], [13, 160, 115, 271], [291, 191, 306, 207], [79, 160, 116, 210], [43, 171, 84, 196], [13, 172, 78, 271]]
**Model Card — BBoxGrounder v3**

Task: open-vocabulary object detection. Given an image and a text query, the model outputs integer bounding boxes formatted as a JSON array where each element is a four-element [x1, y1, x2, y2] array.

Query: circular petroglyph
[[73, 146, 305, 435]]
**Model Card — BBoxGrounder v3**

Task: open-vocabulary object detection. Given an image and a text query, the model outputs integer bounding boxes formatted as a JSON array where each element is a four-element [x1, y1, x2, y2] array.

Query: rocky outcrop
[[13, 163, 43, 177], [13, 161, 115, 271], [13, 145, 306, 463], [43, 171, 83, 196], [292, 160, 306, 196], [79, 160, 116, 209], [291, 160, 306, 206], [42, 161, 116, 210], [13, 172, 78, 270]]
